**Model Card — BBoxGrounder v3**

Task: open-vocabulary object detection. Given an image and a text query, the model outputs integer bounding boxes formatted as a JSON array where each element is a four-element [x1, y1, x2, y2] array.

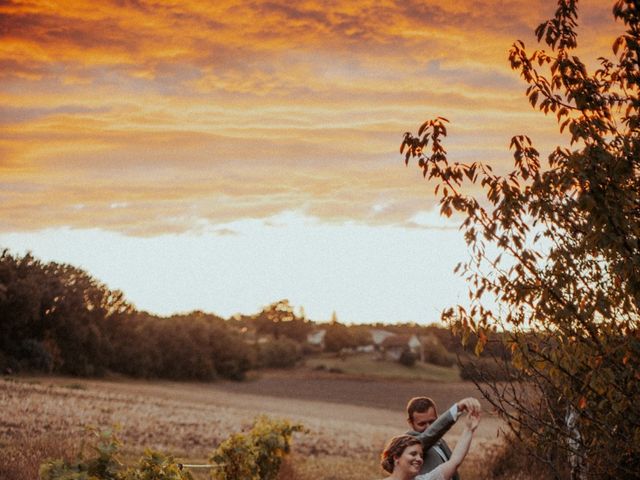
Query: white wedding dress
[[414, 464, 446, 480]]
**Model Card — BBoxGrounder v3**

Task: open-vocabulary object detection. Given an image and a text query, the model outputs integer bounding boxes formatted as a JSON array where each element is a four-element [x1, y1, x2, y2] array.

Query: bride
[[380, 411, 480, 480]]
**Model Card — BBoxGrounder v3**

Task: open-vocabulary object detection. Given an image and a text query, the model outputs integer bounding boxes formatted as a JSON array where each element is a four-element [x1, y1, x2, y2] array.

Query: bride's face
[[396, 443, 423, 476]]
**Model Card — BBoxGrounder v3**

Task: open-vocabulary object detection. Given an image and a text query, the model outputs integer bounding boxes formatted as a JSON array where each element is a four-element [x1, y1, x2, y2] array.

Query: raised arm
[[413, 407, 457, 449], [435, 412, 480, 480], [412, 397, 480, 450]]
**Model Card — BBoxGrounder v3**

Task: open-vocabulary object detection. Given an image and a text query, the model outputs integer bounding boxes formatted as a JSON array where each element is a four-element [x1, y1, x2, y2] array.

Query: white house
[[369, 329, 395, 346], [380, 333, 422, 361], [306, 329, 326, 349]]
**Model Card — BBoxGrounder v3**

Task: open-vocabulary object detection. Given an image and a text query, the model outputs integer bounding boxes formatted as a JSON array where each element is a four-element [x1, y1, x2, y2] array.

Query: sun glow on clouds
[[0, 0, 623, 321]]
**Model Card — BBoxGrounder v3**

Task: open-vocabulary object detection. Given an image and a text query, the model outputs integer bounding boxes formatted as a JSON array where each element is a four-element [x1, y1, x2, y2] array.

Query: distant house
[[407, 334, 421, 351], [307, 329, 326, 349], [380, 333, 421, 361], [356, 344, 375, 353], [369, 329, 395, 347]]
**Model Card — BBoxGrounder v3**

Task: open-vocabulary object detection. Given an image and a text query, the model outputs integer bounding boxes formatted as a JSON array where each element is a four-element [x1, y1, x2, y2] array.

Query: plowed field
[[1, 372, 503, 479]]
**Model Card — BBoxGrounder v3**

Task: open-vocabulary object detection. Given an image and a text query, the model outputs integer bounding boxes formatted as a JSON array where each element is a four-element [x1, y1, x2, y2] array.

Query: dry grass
[[0, 434, 78, 480], [278, 446, 505, 480], [1, 374, 504, 480], [277, 454, 381, 480]]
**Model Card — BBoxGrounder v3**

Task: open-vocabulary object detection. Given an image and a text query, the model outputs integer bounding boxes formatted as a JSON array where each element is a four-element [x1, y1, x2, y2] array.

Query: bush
[[122, 451, 194, 480], [398, 349, 417, 367], [210, 416, 304, 480], [40, 427, 124, 480], [256, 338, 301, 368], [210, 432, 259, 480], [40, 418, 303, 480], [421, 335, 456, 367], [39, 429, 193, 480], [251, 416, 304, 480]]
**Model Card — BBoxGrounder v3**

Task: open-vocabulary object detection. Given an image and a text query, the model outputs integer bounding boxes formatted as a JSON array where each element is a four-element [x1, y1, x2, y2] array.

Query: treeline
[[0, 250, 252, 380], [0, 249, 511, 382], [230, 307, 374, 354], [0, 250, 367, 380]]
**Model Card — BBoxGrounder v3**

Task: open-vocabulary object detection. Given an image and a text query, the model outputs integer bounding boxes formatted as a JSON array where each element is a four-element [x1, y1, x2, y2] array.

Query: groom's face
[[409, 407, 438, 433]]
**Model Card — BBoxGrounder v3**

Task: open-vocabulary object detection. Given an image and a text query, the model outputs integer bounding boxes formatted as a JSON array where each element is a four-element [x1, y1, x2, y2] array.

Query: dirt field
[[0, 372, 504, 479]]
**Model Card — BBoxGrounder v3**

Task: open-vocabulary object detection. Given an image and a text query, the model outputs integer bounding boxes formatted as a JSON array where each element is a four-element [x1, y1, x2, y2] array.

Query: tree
[[43, 262, 132, 376], [0, 251, 51, 371], [0, 250, 132, 375], [401, 1, 639, 478], [252, 299, 312, 342], [323, 318, 357, 353], [0, 250, 254, 381]]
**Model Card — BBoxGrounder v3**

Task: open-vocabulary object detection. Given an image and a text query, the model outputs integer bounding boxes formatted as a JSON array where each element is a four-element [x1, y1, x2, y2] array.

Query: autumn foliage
[[402, 1, 640, 478]]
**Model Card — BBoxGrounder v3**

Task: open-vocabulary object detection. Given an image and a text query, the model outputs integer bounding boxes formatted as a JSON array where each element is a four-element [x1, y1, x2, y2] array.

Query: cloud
[[0, 105, 112, 124], [214, 228, 239, 236], [0, 0, 623, 235]]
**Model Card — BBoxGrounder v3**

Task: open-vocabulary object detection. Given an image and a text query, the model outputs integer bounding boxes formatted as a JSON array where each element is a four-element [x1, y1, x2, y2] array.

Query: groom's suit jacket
[[407, 407, 460, 480]]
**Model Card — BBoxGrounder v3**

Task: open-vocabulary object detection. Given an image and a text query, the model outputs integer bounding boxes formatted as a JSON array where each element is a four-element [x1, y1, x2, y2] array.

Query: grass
[[278, 452, 508, 480], [0, 434, 78, 480], [62, 382, 86, 390], [277, 453, 381, 480], [2, 437, 513, 480], [2, 376, 40, 384], [304, 352, 460, 382], [2, 374, 502, 480]]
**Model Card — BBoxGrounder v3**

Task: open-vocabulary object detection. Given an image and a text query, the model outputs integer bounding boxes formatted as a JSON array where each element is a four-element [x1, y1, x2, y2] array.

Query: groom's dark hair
[[406, 396, 437, 421]]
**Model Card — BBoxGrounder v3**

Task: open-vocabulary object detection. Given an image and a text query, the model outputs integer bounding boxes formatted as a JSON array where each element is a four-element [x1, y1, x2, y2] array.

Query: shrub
[[421, 335, 456, 367], [210, 416, 304, 480], [256, 338, 301, 368], [250, 416, 304, 480], [40, 427, 123, 480], [40, 428, 193, 480], [210, 432, 259, 480], [398, 349, 417, 367], [40, 418, 303, 480], [122, 451, 194, 480]]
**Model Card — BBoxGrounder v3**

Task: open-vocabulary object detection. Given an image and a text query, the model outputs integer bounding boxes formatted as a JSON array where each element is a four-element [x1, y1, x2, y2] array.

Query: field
[[0, 370, 504, 480], [304, 353, 460, 382]]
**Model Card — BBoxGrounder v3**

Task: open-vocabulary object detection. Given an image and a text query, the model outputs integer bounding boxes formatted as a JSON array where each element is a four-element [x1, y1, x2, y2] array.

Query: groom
[[405, 396, 481, 480]]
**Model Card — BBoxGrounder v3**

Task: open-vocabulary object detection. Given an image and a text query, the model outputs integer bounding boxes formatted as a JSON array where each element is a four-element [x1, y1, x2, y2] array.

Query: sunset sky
[[0, 0, 621, 323]]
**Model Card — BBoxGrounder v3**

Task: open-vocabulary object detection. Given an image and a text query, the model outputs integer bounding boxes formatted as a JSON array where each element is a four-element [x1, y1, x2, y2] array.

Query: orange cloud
[[0, 0, 623, 235]]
